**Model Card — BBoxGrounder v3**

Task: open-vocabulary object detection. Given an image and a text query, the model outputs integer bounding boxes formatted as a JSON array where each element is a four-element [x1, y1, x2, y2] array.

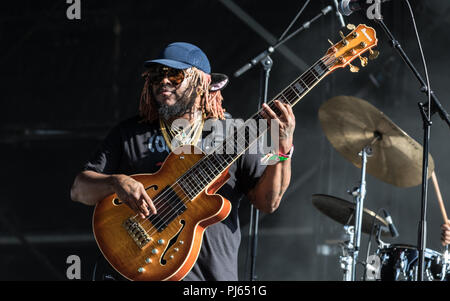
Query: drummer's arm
[[441, 223, 450, 246]]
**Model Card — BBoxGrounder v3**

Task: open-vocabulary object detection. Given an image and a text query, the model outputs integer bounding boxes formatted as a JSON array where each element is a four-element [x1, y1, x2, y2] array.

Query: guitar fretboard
[[178, 55, 334, 199]]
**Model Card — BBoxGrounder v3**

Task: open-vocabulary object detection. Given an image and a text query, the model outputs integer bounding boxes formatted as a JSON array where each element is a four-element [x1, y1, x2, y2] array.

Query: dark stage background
[[1, 0, 449, 281]]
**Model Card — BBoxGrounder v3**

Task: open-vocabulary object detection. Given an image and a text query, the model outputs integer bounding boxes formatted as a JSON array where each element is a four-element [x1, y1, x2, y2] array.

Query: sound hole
[[145, 184, 159, 192], [160, 220, 186, 266], [112, 198, 122, 205], [112, 184, 158, 206]]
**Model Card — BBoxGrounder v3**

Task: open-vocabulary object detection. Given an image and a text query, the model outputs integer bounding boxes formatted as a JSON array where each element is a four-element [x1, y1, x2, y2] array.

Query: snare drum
[[367, 244, 446, 281]]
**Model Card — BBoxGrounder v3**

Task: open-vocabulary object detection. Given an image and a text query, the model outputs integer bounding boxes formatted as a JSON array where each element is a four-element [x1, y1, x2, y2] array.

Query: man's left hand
[[262, 100, 296, 154]]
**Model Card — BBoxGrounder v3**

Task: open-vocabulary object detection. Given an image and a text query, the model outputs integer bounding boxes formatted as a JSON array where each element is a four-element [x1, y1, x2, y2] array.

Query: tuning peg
[[339, 31, 348, 45], [359, 55, 368, 67], [328, 39, 338, 53], [369, 49, 380, 60], [346, 24, 356, 30], [349, 63, 360, 73]]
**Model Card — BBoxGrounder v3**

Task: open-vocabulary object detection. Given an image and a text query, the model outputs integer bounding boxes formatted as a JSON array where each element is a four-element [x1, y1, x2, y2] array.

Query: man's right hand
[[112, 174, 157, 219]]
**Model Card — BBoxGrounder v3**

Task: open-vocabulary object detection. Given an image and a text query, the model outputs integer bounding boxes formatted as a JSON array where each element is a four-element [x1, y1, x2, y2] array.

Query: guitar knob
[[145, 258, 152, 263], [152, 248, 158, 254], [359, 56, 368, 67], [138, 267, 145, 273], [349, 63, 359, 73], [339, 31, 348, 45], [369, 49, 380, 60], [346, 24, 356, 30]]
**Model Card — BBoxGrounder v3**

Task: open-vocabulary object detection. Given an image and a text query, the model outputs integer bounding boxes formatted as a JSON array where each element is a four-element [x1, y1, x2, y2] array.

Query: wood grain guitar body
[[93, 145, 231, 281]]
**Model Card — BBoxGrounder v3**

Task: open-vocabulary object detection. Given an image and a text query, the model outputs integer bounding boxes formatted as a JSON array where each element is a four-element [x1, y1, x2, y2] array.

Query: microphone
[[333, 0, 346, 28], [382, 209, 399, 238], [338, 0, 391, 16]]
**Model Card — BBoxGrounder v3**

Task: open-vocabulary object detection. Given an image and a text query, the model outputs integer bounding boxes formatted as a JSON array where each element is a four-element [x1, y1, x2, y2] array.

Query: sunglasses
[[147, 65, 185, 85]]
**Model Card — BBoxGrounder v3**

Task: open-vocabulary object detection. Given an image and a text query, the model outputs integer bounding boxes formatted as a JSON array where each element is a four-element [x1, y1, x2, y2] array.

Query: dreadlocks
[[139, 67, 225, 123]]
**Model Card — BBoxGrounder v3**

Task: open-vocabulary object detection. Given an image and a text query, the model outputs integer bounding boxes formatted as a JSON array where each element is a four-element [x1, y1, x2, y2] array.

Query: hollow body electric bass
[[93, 24, 378, 281]]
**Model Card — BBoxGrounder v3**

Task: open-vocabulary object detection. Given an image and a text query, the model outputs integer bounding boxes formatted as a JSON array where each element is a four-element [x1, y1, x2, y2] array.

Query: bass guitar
[[93, 24, 379, 281]]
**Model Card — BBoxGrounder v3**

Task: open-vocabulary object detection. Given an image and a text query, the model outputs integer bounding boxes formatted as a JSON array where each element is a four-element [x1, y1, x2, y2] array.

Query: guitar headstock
[[326, 24, 379, 73]]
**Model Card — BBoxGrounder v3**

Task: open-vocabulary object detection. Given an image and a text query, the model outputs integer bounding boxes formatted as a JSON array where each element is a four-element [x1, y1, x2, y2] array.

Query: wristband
[[278, 145, 294, 159], [261, 145, 294, 165]]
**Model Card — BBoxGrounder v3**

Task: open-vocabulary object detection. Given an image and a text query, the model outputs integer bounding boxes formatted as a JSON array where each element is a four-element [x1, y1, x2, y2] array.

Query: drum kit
[[313, 95, 449, 281]]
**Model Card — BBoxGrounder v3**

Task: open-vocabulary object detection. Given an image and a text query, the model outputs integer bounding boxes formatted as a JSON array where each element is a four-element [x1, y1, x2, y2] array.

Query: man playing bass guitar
[[70, 42, 295, 281]]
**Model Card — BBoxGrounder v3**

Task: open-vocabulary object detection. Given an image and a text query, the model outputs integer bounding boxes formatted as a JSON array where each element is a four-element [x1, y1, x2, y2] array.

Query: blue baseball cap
[[144, 42, 211, 74]]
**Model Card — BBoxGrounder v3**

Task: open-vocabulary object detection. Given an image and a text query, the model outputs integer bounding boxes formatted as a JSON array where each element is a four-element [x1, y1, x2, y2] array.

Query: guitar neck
[[178, 54, 335, 198], [256, 55, 332, 118]]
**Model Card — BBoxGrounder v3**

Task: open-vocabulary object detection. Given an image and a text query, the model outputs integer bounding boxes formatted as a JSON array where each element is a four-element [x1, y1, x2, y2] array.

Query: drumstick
[[431, 171, 449, 224]]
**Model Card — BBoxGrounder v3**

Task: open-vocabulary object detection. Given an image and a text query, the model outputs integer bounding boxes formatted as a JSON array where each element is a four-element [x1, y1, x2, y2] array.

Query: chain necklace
[[159, 113, 204, 151]]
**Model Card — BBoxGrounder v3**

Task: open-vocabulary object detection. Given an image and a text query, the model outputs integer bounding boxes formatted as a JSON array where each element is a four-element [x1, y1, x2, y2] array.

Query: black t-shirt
[[85, 115, 266, 281]]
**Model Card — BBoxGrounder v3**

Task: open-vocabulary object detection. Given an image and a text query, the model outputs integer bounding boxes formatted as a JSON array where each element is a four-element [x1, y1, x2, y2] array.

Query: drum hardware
[[312, 194, 389, 237], [312, 194, 389, 280], [363, 223, 390, 281], [339, 225, 354, 281], [441, 246, 449, 280], [347, 145, 372, 281], [364, 224, 389, 281], [365, 254, 381, 281], [363, 226, 450, 281], [367, 244, 447, 281], [375, 224, 389, 250], [426, 245, 450, 281]]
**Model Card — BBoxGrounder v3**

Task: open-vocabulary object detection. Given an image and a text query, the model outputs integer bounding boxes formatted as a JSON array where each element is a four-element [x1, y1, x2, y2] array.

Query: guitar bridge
[[123, 217, 151, 249]]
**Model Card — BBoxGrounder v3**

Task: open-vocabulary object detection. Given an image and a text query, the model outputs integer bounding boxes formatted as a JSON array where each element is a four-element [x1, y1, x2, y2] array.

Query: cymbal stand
[[340, 225, 355, 281], [348, 145, 372, 281]]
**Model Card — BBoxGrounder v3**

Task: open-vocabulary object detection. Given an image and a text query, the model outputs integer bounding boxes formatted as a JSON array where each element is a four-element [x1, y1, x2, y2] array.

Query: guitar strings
[[135, 53, 339, 237]]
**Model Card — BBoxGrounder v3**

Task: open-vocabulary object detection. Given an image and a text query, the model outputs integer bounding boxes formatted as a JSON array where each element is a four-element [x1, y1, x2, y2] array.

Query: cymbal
[[312, 194, 389, 236], [318, 96, 434, 188]]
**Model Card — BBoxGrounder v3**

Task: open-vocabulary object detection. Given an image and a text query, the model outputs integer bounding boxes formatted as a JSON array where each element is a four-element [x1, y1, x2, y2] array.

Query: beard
[[155, 85, 198, 120]]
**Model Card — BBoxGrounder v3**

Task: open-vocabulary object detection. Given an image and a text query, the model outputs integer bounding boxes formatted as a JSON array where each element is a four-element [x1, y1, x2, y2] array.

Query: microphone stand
[[234, 5, 332, 281], [373, 16, 450, 281], [234, 5, 332, 78]]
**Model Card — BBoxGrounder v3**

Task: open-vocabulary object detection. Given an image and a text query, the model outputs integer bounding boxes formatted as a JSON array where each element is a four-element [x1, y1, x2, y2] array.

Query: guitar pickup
[[147, 186, 187, 232]]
